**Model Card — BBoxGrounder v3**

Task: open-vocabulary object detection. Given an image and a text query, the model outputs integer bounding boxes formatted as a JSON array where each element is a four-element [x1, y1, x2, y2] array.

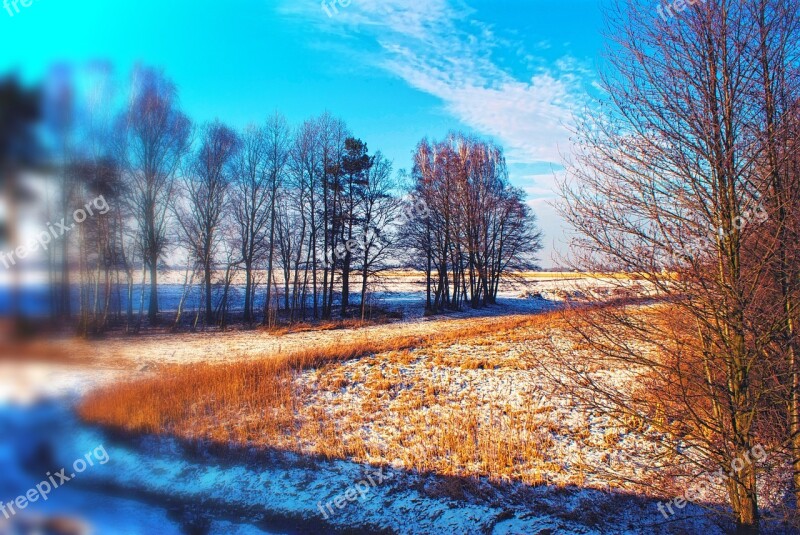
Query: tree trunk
[[148, 254, 159, 324], [173, 263, 194, 332], [360, 254, 369, 321], [243, 260, 253, 324], [341, 251, 351, 318], [138, 263, 147, 332], [727, 462, 759, 534], [204, 261, 213, 325]]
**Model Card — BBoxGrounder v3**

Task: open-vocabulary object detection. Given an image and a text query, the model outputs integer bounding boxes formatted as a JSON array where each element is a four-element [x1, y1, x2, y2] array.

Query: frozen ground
[[0, 402, 279, 534], [0, 401, 727, 535], [0, 275, 761, 534]]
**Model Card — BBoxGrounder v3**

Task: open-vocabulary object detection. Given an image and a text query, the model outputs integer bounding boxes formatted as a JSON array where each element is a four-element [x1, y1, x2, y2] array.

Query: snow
[[0, 277, 765, 534], [0, 401, 279, 534]]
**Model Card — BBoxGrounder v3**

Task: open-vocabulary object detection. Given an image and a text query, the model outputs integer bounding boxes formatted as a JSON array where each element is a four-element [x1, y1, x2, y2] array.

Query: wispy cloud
[[279, 0, 591, 165], [279, 0, 590, 265]]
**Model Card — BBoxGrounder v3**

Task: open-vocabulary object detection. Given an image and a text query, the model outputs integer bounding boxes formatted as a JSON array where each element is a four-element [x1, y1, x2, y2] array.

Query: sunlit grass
[[79, 310, 600, 486]]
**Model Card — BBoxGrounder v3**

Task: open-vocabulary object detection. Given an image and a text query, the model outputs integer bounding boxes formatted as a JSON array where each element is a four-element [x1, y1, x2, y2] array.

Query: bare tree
[[559, 0, 800, 531], [338, 138, 371, 317], [274, 184, 306, 321], [318, 114, 350, 320], [262, 113, 291, 326], [174, 121, 239, 325], [355, 151, 397, 320], [117, 68, 190, 324], [290, 119, 322, 319], [747, 0, 800, 509], [231, 124, 269, 324]]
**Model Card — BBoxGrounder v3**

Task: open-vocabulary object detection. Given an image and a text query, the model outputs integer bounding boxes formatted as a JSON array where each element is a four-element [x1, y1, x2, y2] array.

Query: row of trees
[[404, 135, 541, 313], [562, 0, 800, 532], [3, 66, 540, 333]]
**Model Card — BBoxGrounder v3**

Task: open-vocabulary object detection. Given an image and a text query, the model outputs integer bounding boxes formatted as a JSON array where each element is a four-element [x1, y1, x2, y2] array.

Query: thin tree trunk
[[137, 263, 147, 333], [148, 254, 158, 324], [204, 261, 213, 325], [173, 262, 195, 332]]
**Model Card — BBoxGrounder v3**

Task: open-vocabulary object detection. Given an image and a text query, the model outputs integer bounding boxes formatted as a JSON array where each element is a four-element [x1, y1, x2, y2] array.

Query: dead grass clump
[[460, 357, 495, 370], [367, 368, 394, 394], [325, 373, 349, 391]]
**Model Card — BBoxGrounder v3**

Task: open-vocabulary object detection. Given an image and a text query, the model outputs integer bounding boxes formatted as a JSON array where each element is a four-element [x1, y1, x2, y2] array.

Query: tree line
[[0, 66, 541, 334], [403, 134, 542, 314]]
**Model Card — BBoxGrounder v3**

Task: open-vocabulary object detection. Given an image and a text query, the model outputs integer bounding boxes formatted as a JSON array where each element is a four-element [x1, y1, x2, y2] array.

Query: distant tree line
[[0, 66, 541, 334]]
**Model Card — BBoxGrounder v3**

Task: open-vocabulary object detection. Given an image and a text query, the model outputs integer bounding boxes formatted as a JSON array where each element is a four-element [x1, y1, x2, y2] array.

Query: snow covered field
[[2, 275, 781, 534]]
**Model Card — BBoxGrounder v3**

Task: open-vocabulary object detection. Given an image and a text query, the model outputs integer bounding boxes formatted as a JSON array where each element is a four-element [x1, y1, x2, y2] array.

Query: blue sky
[[0, 0, 607, 267]]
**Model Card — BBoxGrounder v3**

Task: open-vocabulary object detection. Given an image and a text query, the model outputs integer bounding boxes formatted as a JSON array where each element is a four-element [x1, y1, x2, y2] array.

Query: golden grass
[[261, 318, 387, 336], [0, 339, 102, 365], [79, 308, 603, 486]]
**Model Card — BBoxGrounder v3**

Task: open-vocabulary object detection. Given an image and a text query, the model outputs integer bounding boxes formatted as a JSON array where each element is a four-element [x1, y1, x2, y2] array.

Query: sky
[[0, 0, 609, 267]]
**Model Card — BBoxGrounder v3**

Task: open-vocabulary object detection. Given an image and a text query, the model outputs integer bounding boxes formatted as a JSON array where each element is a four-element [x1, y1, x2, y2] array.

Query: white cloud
[[280, 0, 589, 165], [278, 0, 592, 266]]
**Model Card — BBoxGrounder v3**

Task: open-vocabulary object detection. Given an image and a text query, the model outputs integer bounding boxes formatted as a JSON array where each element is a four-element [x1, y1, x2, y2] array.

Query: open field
[[54, 292, 782, 533], [79, 308, 653, 489], [0, 276, 791, 533]]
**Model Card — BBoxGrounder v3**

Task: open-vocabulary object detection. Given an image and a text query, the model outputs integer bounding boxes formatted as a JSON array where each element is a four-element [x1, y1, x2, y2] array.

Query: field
[[0, 274, 788, 534]]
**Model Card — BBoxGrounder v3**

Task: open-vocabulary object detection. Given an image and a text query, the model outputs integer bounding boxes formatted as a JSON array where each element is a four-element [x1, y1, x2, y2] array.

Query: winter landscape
[[2, 1, 800, 534]]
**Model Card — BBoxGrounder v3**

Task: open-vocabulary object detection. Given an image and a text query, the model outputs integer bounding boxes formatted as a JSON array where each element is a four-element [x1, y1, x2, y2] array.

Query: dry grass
[[0, 339, 103, 365], [80, 312, 559, 425], [261, 317, 396, 336], [79, 308, 635, 488]]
